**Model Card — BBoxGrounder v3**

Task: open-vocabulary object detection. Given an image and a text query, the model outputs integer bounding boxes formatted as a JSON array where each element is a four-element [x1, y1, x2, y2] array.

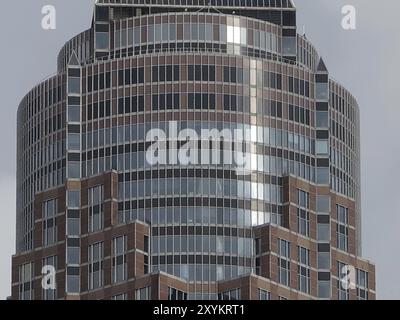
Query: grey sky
[[0, 0, 398, 299]]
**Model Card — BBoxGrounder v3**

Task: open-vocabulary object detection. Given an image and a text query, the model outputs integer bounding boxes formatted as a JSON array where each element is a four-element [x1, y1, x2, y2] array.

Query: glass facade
[[13, 1, 374, 301]]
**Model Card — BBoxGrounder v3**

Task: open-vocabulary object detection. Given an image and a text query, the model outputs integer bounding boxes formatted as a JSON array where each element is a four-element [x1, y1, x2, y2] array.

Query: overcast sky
[[0, 0, 399, 299]]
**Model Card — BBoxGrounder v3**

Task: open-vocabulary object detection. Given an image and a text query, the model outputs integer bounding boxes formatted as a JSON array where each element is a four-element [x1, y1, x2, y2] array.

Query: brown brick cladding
[[11, 172, 375, 300]]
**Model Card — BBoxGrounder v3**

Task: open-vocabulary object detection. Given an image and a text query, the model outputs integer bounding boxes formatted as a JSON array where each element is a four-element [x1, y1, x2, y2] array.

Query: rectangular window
[[218, 288, 240, 300], [278, 239, 290, 286], [43, 199, 57, 246], [68, 77, 80, 94], [67, 245, 80, 265], [297, 190, 310, 237], [258, 289, 270, 300], [66, 274, 80, 294], [298, 246, 311, 294], [88, 185, 104, 232], [88, 242, 104, 290], [68, 161, 80, 179], [42, 256, 57, 300], [318, 280, 331, 299], [112, 293, 127, 300], [316, 83, 329, 100], [67, 215, 80, 236], [316, 195, 330, 213], [318, 252, 330, 270], [337, 261, 349, 300], [136, 287, 151, 300], [68, 133, 80, 151], [68, 105, 80, 122], [357, 269, 369, 300], [297, 208, 310, 237], [316, 167, 329, 184], [316, 111, 329, 128], [317, 223, 330, 242], [316, 140, 329, 155], [67, 190, 80, 208], [336, 205, 349, 252], [19, 262, 33, 300], [112, 236, 127, 284], [96, 32, 109, 50], [298, 189, 309, 208]]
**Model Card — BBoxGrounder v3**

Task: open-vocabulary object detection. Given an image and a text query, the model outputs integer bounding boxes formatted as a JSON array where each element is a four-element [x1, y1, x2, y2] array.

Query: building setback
[[12, 0, 375, 300]]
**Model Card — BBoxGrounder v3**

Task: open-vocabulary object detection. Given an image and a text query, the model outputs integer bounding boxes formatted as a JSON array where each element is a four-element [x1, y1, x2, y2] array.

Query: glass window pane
[[68, 133, 80, 151], [317, 195, 330, 212], [67, 218, 80, 236], [316, 111, 329, 127], [67, 275, 79, 293], [96, 32, 109, 50], [68, 78, 80, 94], [317, 223, 330, 241], [68, 190, 80, 208], [68, 162, 81, 179], [316, 83, 328, 100], [316, 168, 329, 184], [68, 105, 80, 122], [316, 140, 329, 155]]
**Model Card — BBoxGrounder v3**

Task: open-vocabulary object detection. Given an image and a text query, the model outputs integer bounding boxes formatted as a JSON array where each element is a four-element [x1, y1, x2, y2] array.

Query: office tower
[[12, 0, 375, 300]]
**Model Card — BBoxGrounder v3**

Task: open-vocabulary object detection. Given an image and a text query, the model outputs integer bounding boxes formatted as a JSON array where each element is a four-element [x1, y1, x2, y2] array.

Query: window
[[112, 293, 127, 300], [298, 190, 309, 208], [297, 209, 309, 237], [259, 289, 270, 300], [136, 287, 151, 300], [67, 213, 80, 236], [282, 37, 296, 55], [42, 256, 57, 300], [67, 190, 80, 208], [168, 287, 188, 300], [317, 223, 330, 241], [19, 262, 33, 300], [316, 140, 329, 155], [68, 133, 80, 151], [318, 280, 331, 299], [297, 190, 309, 237], [337, 261, 349, 300], [316, 111, 329, 128], [316, 83, 328, 100], [318, 252, 330, 270], [68, 78, 80, 94], [88, 185, 104, 232], [112, 236, 127, 284], [96, 32, 109, 50], [316, 167, 329, 184], [316, 195, 330, 213], [66, 273, 80, 294], [89, 242, 104, 290], [336, 205, 349, 252], [278, 239, 290, 286], [298, 246, 311, 294], [67, 242, 80, 265], [43, 199, 57, 246], [218, 288, 240, 300], [68, 161, 80, 179], [68, 105, 80, 122], [357, 269, 368, 300]]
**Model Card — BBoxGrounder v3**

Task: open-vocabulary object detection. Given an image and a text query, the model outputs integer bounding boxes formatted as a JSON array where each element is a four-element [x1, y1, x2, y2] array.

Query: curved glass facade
[[13, 1, 374, 301]]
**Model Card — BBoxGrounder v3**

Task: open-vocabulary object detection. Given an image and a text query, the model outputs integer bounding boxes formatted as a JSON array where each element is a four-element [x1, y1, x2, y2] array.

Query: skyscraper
[[12, 0, 375, 300]]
